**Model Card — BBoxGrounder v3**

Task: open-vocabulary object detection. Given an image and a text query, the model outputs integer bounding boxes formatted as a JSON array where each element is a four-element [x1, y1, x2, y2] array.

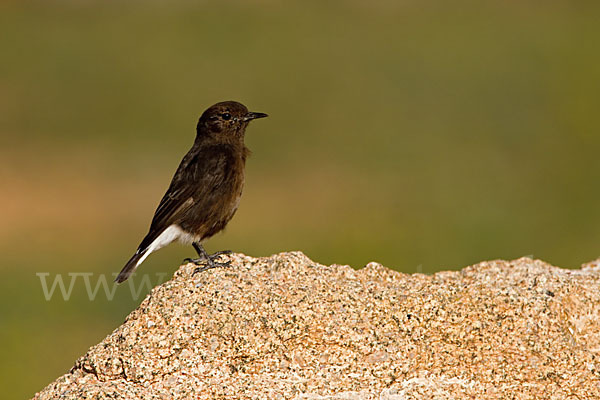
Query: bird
[[115, 101, 267, 283]]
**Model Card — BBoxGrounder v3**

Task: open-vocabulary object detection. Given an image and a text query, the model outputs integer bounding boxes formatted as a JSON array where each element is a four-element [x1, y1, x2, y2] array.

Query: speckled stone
[[33, 252, 600, 399]]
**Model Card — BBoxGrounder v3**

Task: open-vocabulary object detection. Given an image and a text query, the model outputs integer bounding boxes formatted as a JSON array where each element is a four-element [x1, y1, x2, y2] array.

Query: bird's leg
[[193, 243, 233, 260], [185, 243, 232, 274]]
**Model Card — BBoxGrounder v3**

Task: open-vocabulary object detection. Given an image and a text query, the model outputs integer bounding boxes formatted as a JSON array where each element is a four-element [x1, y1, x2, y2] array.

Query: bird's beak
[[243, 111, 268, 121]]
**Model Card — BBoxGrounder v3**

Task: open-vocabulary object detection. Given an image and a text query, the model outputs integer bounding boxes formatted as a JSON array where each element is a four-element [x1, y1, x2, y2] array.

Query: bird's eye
[[221, 113, 231, 120]]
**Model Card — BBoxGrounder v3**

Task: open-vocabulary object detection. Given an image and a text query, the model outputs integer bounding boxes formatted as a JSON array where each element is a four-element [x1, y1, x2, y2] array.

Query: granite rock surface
[[33, 252, 600, 399]]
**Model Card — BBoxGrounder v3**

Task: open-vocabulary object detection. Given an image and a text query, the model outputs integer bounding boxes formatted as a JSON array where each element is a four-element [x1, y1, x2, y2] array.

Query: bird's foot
[[192, 260, 231, 275], [186, 250, 233, 275], [210, 250, 233, 257]]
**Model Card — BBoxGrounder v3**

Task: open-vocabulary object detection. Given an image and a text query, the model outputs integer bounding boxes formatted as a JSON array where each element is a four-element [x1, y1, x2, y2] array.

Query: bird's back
[[175, 141, 248, 241]]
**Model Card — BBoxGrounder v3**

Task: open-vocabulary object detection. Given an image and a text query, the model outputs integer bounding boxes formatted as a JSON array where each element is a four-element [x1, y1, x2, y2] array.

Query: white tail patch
[[136, 224, 186, 268]]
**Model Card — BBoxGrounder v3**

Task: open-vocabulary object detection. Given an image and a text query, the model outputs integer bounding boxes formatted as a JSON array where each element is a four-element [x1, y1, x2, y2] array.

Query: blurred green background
[[1, 0, 599, 397]]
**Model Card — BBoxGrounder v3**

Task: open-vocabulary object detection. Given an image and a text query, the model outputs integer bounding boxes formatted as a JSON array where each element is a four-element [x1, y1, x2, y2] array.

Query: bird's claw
[[186, 250, 233, 275], [192, 260, 232, 275], [211, 250, 233, 257]]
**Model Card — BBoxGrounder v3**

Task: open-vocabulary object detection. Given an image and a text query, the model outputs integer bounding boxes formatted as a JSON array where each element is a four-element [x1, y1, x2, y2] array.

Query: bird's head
[[197, 101, 267, 140]]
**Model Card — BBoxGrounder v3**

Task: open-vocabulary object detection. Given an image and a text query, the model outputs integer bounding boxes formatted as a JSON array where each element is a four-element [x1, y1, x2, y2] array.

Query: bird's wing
[[137, 146, 231, 251]]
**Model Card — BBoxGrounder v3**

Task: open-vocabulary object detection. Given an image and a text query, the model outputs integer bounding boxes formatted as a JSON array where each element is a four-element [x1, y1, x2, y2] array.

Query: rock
[[33, 252, 600, 399]]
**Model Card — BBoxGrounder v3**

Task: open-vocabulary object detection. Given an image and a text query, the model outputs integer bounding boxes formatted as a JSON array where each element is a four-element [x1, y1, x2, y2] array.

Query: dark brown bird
[[116, 101, 267, 283]]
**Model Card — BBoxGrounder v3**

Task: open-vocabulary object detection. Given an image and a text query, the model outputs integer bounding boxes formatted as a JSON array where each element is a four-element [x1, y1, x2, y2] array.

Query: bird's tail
[[115, 249, 148, 283]]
